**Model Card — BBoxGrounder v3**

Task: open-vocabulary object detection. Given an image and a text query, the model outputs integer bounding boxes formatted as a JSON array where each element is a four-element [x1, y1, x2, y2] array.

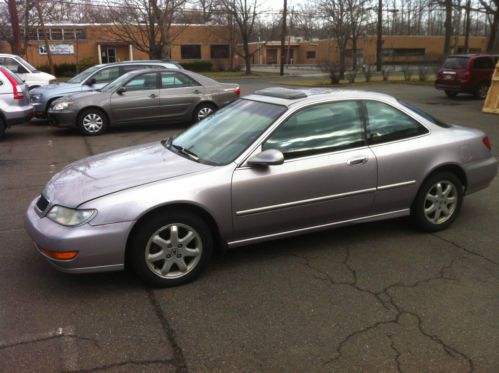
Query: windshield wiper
[[169, 143, 200, 162]]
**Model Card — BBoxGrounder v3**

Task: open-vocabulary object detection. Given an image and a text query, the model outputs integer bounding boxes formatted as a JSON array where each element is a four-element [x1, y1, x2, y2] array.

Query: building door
[[102, 47, 117, 63], [267, 49, 277, 64]]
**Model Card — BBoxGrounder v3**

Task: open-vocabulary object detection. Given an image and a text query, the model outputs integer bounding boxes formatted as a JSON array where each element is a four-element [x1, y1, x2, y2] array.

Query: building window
[[50, 28, 63, 40], [210, 45, 230, 59], [181, 45, 201, 59], [382, 48, 425, 57], [306, 51, 316, 59], [24, 27, 86, 40]]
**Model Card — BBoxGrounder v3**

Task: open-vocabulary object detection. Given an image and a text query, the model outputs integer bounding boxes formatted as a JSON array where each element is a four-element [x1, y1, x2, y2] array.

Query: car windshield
[[67, 65, 102, 84], [15, 57, 37, 72], [168, 99, 287, 165], [100, 72, 135, 92], [442, 57, 469, 69], [400, 101, 451, 128]]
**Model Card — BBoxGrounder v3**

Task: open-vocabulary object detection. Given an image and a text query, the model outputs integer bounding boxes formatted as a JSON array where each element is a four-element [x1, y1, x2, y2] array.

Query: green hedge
[[37, 57, 94, 77], [180, 60, 213, 72]]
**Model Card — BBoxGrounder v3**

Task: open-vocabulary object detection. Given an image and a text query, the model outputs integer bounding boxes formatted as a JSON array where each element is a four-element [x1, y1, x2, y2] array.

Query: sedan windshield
[[169, 99, 287, 165], [67, 65, 102, 84]]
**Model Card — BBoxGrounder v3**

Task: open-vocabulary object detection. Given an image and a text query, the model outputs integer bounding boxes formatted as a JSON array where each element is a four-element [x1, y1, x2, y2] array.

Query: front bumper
[[47, 109, 78, 128], [32, 101, 47, 118], [24, 198, 133, 273]]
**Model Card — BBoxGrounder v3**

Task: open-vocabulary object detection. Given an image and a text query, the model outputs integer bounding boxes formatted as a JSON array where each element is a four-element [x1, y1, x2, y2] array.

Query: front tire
[[412, 172, 463, 232], [78, 108, 108, 136], [445, 90, 458, 98], [129, 211, 213, 287], [192, 103, 216, 123]]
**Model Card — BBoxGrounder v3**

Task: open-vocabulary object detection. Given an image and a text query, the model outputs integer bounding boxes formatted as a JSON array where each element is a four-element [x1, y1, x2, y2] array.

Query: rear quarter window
[[442, 57, 469, 69]]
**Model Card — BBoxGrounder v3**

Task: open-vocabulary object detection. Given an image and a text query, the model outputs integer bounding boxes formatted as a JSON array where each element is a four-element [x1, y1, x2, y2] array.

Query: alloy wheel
[[197, 106, 214, 121], [145, 223, 203, 279], [423, 181, 458, 224]]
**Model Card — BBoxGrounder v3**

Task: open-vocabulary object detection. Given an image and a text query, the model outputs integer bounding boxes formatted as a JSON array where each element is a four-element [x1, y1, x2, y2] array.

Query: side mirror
[[247, 149, 284, 167], [116, 86, 127, 94], [86, 78, 96, 86]]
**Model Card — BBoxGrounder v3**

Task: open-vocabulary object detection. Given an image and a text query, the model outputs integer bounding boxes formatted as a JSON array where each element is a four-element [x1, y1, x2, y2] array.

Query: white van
[[0, 54, 56, 89]]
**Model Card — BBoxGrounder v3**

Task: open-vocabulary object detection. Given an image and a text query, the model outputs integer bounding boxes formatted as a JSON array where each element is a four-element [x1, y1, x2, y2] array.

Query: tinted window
[[161, 72, 199, 88], [210, 45, 230, 59], [399, 101, 451, 128], [263, 101, 365, 159], [181, 45, 201, 59], [473, 57, 494, 69], [365, 101, 428, 144], [121, 65, 147, 74], [124, 72, 158, 91], [442, 57, 469, 69], [91, 67, 120, 84]]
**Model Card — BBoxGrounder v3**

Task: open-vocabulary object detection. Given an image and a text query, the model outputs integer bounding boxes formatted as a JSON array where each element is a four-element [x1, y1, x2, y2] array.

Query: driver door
[[231, 100, 377, 242]]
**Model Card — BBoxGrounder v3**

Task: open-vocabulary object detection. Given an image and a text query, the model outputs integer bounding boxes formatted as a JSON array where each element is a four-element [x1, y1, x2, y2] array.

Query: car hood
[[31, 82, 82, 95], [55, 90, 104, 103], [43, 141, 213, 208]]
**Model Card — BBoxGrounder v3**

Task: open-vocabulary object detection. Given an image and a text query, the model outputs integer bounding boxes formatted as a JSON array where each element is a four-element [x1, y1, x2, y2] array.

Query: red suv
[[435, 54, 498, 99]]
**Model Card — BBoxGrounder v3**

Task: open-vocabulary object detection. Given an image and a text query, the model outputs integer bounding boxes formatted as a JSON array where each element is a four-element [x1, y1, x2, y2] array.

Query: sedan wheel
[[412, 172, 463, 232], [193, 104, 216, 123], [78, 109, 108, 136], [129, 211, 213, 287]]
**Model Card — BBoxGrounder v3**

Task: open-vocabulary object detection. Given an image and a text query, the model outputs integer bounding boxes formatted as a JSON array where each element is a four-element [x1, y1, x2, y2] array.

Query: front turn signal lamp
[[40, 248, 78, 260]]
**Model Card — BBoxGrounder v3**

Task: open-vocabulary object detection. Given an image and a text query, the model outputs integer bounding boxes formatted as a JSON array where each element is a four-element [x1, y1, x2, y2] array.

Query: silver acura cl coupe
[[25, 88, 497, 286]]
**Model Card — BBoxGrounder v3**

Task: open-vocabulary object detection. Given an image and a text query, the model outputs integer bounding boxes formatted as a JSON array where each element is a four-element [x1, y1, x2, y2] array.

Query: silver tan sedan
[[25, 88, 498, 287], [46, 68, 240, 135]]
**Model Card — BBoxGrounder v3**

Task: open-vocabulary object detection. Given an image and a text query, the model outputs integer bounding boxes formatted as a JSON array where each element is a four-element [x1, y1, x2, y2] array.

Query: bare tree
[[480, 0, 499, 52], [322, 0, 349, 79], [345, 0, 370, 70], [219, 0, 260, 75]]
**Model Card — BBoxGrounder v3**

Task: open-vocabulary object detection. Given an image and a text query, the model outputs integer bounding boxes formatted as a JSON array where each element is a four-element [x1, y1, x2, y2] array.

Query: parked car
[[25, 88, 497, 286], [435, 54, 499, 99], [47, 68, 240, 135], [0, 53, 56, 89], [29, 60, 182, 118], [0, 67, 34, 139]]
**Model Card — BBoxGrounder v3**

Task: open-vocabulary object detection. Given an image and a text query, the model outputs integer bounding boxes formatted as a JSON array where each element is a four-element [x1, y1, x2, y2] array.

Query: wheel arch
[[417, 163, 468, 201], [124, 202, 225, 267]]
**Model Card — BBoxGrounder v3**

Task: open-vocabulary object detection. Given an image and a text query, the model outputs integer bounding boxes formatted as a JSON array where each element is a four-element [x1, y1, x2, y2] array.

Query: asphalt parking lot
[[1, 79, 498, 372]]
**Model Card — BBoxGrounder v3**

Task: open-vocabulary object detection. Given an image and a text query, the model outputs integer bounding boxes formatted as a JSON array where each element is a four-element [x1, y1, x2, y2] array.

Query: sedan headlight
[[47, 205, 97, 226], [52, 101, 73, 111], [30, 94, 42, 102]]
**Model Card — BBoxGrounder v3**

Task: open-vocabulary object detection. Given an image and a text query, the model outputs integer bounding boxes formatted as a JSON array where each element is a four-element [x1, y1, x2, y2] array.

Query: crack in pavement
[[0, 330, 99, 351], [294, 251, 474, 372], [67, 358, 177, 372], [387, 334, 403, 373], [147, 290, 188, 373], [432, 233, 499, 267]]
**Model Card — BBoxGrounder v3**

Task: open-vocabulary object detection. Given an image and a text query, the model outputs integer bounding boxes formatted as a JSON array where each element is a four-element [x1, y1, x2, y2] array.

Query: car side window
[[262, 101, 365, 159], [124, 72, 158, 91], [91, 67, 120, 84], [0, 57, 25, 74], [161, 72, 200, 88], [473, 57, 494, 69], [120, 65, 146, 74], [365, 101, 428, 145]]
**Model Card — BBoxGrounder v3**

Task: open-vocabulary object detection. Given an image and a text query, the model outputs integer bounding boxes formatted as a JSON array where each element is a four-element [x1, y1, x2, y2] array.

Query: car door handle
[[347, 157, 368, 165], [149, 94, 157, 98], [193, 89, 201, 94]]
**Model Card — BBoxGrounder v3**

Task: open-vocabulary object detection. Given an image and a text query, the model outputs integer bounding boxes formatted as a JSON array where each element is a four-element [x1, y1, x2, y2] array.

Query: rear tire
[[445, 90, 458, 98], [0, 117, 5, 139], [192, 103, 216, 123], [474, 82, 489, 100], [129, 211, 213, 287], [78, 108, 108, 136], [411, 172, 463, 232]]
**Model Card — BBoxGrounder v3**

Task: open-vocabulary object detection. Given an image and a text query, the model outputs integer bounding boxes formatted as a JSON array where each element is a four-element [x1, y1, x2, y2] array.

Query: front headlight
[[49, 79, 57, 84], [31, 94, 42, 102], [47, 205, 97, 226], [52, 101, 73, 111]]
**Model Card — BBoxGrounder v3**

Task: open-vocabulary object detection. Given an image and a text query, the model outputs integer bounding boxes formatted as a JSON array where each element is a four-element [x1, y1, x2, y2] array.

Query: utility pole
[[376, 0, 382, 71], [35, 0, 55, 75], [7, 0, 21, 55], [280, 0, 287, 76]]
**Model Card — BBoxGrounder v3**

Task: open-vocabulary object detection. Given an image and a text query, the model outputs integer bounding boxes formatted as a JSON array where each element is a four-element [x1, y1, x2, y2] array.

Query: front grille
[[36, 195, 49, 212]]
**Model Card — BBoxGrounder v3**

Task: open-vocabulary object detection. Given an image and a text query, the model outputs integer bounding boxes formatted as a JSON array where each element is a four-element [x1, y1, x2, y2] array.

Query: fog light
[[40, 248, 78, 260]]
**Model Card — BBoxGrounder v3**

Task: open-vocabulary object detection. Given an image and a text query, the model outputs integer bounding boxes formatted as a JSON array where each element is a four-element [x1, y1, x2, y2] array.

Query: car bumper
[[31, 101, 47, 118], [464, 156, 498, 195], [24, 198, 133, 273], [435, 80, 474, 93], [4, 106, 34, 126], [47, 110, 78, 128]]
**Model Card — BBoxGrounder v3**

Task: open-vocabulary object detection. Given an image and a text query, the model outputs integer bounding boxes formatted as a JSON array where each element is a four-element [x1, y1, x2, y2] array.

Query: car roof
[[244, 87, 398, 107]]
